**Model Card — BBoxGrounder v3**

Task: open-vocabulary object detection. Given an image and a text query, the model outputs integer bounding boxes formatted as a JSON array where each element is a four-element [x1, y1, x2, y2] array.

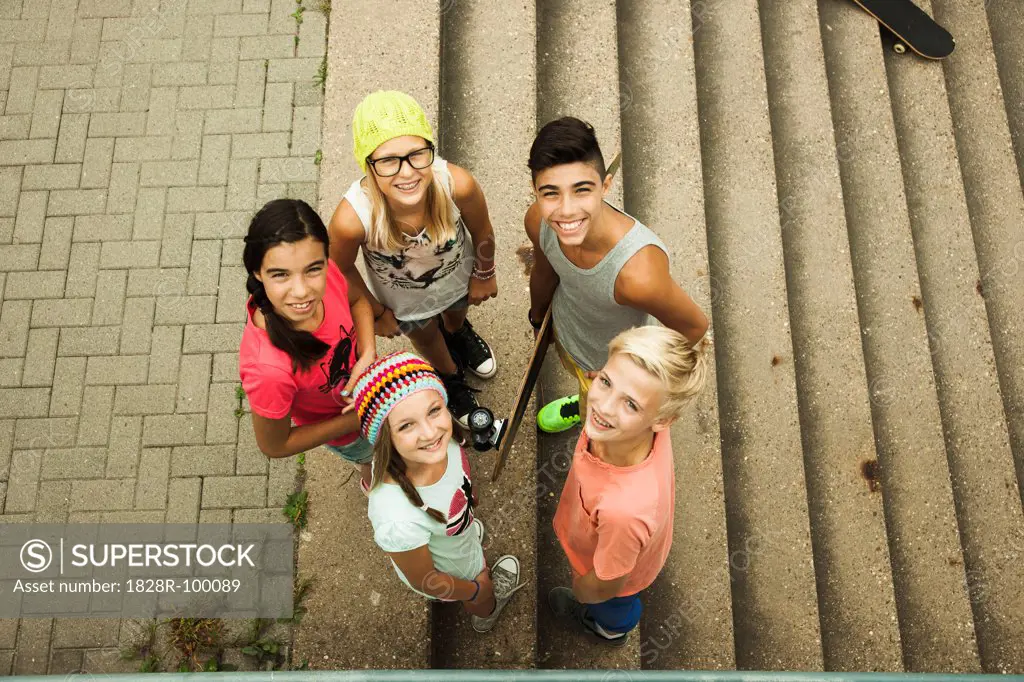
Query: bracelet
[[373, 308, 387, 321], [471, 269, 496, 281], [468, 579, 480, 602], [528, 311, 543, 330]]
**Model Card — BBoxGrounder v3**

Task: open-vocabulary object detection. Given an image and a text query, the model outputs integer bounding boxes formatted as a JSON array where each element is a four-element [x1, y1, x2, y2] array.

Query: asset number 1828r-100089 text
[[125, 578, 242, 593]]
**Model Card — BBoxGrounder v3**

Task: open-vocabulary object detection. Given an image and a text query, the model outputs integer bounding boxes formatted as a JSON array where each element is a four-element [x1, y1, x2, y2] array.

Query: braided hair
[[242, 199, 331, 373]]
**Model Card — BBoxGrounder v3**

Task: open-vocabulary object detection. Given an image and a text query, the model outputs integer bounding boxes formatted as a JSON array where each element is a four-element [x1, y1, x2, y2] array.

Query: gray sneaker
[[471, 554, 525, 633], [547, 586, 629, 647]]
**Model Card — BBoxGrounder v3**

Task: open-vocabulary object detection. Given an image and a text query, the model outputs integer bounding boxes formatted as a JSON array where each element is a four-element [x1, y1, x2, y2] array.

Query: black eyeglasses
[[366, 145, 434, 177]]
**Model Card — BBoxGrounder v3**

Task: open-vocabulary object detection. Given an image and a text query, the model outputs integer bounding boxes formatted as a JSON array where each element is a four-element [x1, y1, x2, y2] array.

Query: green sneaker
[[537, 394, 581, 433]]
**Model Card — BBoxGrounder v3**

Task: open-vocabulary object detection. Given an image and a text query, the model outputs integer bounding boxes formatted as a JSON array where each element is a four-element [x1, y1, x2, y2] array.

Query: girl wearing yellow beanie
[[327, 91, 498, 429]]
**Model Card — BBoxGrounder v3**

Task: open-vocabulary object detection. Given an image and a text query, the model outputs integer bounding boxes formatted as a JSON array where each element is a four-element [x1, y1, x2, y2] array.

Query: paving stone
[[202, 474, 264, 508], [21, 327, 58, 386], [267, 57, 321, 84], [31, 298, 94, 327], [188, 0, 244, 14], [172, 110, 205, 161], [106, 162, 140, 214], [211, 354, 238, 382], [239, 34, 293, 60], [126, 267, 186, 297], [177, 352, 211, 413], [40, 447, 107, 480], [0, 245, 40, 272], [0, 167, 19, 216], [231, 131, 288, 158], [285, 181, 316, 206], [183, 14, 214, 58], [200, 508, 231, 523], [54, 112, 88, 163], [216, 265, 247, 323], [234, 58, 266, 107], [296, 9, 326, 58], [233, 507, 284, 524], [183, 322, 241, 352], [80, 136, 115, 188], [194, 211, 249, 238], [4, 270, 65, 299], [47, 648, 83, 675], [48, 356, 86, 416], [0, 420, 12, 480], [167, 185, 225, 212], [268, 0, 294, 32], [77, 0, 134, 18], [0, 218, 12, 243], [37, 64, 94, 89], [13, 190, 46, 243], [155, 295, 216, 325], [165, 475, 200, 522], [118, 63, 152, 112], [120, 295, 155, 355], [214, 13, 268, 37], [0, 360, 18, 388], [208, 35, 240, 84], [142, 413, 205, 446], [73, 213, 132, 245], [234, 419, 268, 474], [21, 164, 80, 190], [63, 87, 121, 114], [34, 479, 71, 522], [0, 389, 49, 419], [12, 618, 51, 675], [64, 242, 101, 297], [45, 0, 78, 42], [205, 108, 260, 134], [113, 138, 172, 165], [28, 88, 64, 139], [134, 447, 169, 509], [152, 61, 208, 86], [0, 138, 55, 167], [188, 239, 222, 294], [14, 417, 77, 450], [139, 159, 199, 187], [77, 384, 114, 445], [145, 87, 177, 136], [171, 443, 234, 476], [261, 81, 291, 132], [267, 454, 295, 504], [5, 449, 41, 511], [5, 66, 39, 115], [113, 384, 177, 415], [160, 212, 194, 266], [225, 157, 257, 209], [89, 112, 146, 138], [38, 216, 73, 270], [0, 114, 31, 141], [100, 240, 160, 269], [85, 355, 149, 385], [177, 84, 235, 110], [206, 382, 239, 444], [255, 181, 284, 206], [70, 478, 134, 510], [290, 105, 320, 157], [91, 269, 127, 327], [132, 187, 166, 239], [47, 188, 108, 216], [147, 325, 182, 384], [58, 325, 121, 356], [70, 18, 103, 64], [0, 300, 31, 357], [105, 414, 141, 477]]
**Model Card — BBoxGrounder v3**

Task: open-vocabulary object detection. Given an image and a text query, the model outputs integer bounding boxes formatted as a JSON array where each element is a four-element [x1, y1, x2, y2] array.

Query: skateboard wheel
[[893, 42, 907, 54]]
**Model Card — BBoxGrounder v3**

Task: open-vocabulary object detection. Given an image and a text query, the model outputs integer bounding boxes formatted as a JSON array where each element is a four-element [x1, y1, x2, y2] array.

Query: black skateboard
[[849, 0, 955, 60]]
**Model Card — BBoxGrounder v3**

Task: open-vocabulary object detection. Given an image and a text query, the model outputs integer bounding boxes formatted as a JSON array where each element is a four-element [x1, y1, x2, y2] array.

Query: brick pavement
[[0, 0, 327, 674]]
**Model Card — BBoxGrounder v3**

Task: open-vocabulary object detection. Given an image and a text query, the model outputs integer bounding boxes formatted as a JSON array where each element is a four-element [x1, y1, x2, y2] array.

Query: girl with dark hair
[[352, 351, 525, 633], [240, 198, 377, 491]]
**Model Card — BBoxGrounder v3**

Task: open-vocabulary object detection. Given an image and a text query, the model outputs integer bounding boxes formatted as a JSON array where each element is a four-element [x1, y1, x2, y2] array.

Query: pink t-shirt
[[553, 429, 675, 597], [238, 260, 359, 446]]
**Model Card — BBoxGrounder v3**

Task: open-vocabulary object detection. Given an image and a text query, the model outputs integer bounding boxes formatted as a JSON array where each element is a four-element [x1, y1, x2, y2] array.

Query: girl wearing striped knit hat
[[352, 351, 525, 632]]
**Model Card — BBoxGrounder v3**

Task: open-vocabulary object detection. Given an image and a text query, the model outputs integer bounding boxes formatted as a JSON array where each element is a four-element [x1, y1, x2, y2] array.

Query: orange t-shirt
[[552, 429, 675, 597]]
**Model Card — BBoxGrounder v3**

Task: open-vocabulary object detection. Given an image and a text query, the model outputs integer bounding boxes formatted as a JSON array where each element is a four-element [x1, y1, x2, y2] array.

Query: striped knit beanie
[[352, 351, 449, 445]]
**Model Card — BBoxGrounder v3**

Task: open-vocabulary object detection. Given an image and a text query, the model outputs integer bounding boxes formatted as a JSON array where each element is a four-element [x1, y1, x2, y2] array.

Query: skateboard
[[848, 0, 955, 59]]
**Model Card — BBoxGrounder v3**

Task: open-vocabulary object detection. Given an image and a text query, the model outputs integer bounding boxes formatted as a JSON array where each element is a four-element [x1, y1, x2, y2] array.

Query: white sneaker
[[471, 554, 525, 633]]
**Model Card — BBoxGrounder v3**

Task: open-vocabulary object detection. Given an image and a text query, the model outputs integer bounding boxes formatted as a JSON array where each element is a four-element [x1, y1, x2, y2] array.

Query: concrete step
[[759, 0, 903, 671], [616, 0, 735, 670], [296, 0, 443, 670], [691, 0, 823, 671], [984, 0, 1024, 190], [816, 0, 980, 672], [533, 0, 637, 672], [932, 0, 1024, 522], [433, 0, 538, 669]]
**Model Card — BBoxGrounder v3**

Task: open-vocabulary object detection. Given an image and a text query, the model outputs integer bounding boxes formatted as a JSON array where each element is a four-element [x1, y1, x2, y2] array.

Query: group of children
[[238, 91, 711, 644]]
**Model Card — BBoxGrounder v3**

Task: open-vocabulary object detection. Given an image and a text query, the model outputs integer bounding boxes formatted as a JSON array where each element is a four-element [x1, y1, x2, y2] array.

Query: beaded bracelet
[[471, 269, 496, 281]]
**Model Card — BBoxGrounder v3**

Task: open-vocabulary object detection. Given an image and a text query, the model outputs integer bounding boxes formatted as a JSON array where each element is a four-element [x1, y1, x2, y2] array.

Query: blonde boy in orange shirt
[[550, 325, 710, 645]]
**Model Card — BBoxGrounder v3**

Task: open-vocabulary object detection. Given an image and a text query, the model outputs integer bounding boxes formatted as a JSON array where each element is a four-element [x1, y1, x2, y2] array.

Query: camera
[[467, 407, 506, 452]]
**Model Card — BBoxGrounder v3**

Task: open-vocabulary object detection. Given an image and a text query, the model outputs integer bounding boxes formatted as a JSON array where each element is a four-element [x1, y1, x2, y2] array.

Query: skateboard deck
[[491, 306, 553, 481], [849, 0, 955, 60]]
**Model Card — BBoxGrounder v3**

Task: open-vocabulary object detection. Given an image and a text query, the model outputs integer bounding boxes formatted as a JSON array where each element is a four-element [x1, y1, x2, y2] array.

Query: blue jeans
[[586, 592, 643, 634], [323, 437, 373, 465]]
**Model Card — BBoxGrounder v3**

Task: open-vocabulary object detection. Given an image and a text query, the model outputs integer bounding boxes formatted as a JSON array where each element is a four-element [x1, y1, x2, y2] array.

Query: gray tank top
[[539, 206, 669, 371]]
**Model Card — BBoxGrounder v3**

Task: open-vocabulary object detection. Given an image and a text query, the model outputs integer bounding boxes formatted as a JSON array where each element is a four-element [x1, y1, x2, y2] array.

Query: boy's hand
[[374, 308, 401, 339], [339, 350, 376, 413], [468, 275, 497, 305]]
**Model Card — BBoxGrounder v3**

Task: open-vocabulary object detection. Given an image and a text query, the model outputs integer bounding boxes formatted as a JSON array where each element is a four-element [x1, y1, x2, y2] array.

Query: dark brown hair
[[528, 116, 606, 181]]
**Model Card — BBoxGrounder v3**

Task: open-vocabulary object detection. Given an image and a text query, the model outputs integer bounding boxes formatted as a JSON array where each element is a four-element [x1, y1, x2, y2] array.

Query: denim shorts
[[396, 295, 469, 335], [323, 437, 373, 465]]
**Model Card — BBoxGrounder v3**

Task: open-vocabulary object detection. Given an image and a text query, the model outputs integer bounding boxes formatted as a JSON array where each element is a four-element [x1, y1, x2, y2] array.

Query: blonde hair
[[363, 165, 458, 253], [606, 326, 712, 421]]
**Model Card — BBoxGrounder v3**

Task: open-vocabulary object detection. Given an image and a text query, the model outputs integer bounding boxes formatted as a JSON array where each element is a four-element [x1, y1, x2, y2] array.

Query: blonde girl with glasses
[[328, 91, 499, 430]]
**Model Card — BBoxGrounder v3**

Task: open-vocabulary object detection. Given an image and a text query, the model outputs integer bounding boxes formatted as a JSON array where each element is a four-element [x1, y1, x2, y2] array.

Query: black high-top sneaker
[[442, 319, 497, 379], [441, 364, 480, 429]]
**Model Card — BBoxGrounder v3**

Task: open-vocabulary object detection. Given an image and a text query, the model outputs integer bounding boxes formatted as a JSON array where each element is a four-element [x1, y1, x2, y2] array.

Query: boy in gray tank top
[[524, 117, 709, 433]]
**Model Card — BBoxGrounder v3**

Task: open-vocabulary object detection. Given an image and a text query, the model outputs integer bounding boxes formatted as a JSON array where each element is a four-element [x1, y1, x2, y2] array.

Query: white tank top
[[343, 158, 474, 322]]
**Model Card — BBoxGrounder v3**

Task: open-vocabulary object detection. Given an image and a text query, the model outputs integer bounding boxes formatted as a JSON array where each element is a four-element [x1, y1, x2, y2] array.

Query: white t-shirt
[[367, 440, 485, 598]]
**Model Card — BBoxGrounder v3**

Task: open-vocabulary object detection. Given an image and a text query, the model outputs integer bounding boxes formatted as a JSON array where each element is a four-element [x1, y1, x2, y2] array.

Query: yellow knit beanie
[[352, 90, 435, 174]]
